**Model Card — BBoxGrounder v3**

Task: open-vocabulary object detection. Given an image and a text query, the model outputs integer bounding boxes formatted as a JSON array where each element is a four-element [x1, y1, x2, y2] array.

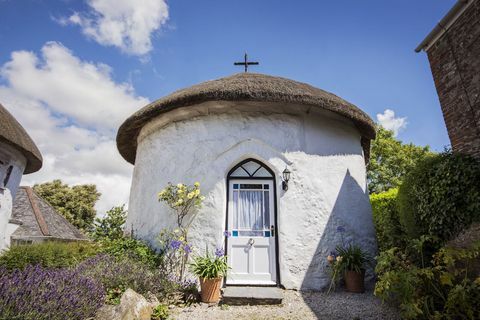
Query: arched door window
[[228, 159, 274, 179]]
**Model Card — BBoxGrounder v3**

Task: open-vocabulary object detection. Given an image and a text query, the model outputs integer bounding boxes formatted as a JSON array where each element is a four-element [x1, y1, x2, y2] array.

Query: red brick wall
[[426, 1, 480, 158]]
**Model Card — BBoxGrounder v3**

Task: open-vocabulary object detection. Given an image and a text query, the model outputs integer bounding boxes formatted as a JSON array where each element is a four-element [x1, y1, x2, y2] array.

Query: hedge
[[370, 188, 403, 251], [397, 151, 480, 242]]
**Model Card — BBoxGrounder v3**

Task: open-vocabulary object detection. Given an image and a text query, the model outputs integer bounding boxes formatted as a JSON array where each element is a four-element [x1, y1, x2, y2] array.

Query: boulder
[[95, 289, 157, 320]]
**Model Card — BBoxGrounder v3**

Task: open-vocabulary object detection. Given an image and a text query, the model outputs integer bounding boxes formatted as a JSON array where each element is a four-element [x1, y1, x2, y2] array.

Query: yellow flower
[[194, 182, 200, 187], [187, 192, 194, 199], [336, 256, 342, 262], [194, 189, 200, 196], [177, 189, 183, 194], [177, 183, 183, 188]]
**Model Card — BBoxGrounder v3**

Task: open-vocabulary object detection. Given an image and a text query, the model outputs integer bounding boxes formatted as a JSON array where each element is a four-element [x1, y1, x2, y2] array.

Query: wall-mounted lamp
[[282, 167, 291, 191]]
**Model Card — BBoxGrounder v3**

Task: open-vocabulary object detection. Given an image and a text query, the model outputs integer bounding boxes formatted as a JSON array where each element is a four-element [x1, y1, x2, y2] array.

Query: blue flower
[[170, 240, 182, 250], [183, 244, 192, 253], [215, 248, 225, 257]]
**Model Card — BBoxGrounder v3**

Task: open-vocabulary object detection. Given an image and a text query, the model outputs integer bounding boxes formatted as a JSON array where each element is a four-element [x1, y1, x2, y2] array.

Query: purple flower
[[215, 248, 225, 257], [183, 244, 192, 253], [169, 240, 182, 250], [336, 226, 345, 233], [223, 230, 231, 237]]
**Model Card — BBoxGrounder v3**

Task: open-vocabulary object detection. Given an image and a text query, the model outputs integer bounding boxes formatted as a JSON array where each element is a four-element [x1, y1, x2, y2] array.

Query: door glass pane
[[238, 230, 264, 237], [254, 167, 273, 177], [236, 189, 263, 231], [242, 161, 261, 175], [263, 190, 270, 228], [240, 184, 262, 189], [233, 191, 239, 229]]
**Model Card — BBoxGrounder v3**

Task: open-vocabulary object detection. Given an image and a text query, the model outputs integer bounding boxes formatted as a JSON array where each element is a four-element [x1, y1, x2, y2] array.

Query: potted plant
[[328, 244, 371, 293], [190, 248, 229, 303]]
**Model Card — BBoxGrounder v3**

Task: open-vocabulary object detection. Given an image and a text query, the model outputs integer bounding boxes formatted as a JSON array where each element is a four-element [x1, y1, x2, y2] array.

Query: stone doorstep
[[222, 286, 283, 306]]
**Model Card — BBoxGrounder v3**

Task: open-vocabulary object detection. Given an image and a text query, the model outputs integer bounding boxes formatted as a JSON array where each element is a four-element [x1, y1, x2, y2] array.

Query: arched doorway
[[225, 158, 278, 285]]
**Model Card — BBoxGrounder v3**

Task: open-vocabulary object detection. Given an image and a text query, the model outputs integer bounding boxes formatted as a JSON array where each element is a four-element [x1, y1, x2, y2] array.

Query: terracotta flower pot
[[199, 277, 222, 303], [344, 270, 365, 293]]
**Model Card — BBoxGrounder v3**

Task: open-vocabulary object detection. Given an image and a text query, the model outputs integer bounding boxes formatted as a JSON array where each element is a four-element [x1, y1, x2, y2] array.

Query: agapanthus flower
[[170, 240, 182, 250], [215, 248, 225, 257], [183, 244, 192, 253]]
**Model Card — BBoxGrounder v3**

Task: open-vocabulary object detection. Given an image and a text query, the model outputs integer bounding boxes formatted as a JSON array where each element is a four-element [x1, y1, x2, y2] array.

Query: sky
[[0, 0, 456, 214]]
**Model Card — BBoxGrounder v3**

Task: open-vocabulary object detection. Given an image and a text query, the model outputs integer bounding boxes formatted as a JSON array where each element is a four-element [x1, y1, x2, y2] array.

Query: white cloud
[[0, 42, 149, 214], [376, 109, 407, 137], [63, 0, 169, 56]]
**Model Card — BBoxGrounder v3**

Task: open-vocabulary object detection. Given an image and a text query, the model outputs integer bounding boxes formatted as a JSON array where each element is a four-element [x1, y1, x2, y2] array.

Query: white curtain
[[234, 191, 263, 230]]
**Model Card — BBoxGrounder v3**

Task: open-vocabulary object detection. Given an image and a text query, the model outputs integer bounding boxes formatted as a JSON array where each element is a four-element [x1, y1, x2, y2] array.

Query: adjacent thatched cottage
[[117, 73, 377, 290], [0, 103, 43, 250]]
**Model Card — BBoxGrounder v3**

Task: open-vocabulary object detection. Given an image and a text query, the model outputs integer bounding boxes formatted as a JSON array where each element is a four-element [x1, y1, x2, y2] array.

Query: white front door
[[226, 179, 276, 285]]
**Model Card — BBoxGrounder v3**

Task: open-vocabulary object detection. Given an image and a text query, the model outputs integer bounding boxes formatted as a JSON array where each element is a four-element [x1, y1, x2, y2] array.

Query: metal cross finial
[[234, 52, 259, 72]]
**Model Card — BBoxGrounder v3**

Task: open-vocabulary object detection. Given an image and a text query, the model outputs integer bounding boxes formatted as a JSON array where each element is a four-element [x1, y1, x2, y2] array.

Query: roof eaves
[[415, 0, 474, 53]]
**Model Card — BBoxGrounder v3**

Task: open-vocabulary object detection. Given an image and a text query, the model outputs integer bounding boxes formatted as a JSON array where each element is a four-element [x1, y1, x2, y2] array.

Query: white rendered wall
[[0, 142, 27, 251], [127, 101, 376, 290]]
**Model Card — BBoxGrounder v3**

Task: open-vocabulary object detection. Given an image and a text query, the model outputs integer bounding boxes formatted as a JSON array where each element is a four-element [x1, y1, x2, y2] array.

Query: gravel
[[170, 290, 400, 320]]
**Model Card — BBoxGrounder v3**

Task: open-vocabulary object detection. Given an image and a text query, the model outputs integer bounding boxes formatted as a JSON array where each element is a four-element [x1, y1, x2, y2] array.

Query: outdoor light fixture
[[282, 167, 291, 191]]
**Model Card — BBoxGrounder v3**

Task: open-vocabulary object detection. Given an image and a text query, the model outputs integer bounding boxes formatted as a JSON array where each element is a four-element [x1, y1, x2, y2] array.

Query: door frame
[[224, 158, 280, 287]]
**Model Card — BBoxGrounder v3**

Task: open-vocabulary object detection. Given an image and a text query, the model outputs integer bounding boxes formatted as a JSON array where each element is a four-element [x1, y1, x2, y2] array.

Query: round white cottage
[[117, 73, 377, 290]]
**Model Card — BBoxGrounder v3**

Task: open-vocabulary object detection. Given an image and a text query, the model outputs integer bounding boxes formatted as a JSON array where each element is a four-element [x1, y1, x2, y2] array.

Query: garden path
[[171, 290, 400, 320]]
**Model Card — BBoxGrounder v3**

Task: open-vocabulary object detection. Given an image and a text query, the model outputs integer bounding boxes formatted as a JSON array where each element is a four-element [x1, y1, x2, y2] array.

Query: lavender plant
[[0, 265, 104, 320], [75, 254, 165, 303]]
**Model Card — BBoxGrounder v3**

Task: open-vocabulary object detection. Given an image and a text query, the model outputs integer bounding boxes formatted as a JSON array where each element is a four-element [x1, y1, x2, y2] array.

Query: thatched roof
[[0, 103, 42, 173], [117, 73, 376, 164], [10, 186, 87, 242]]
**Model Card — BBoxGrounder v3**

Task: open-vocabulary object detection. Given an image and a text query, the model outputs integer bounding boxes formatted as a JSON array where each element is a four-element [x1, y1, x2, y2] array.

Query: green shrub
[[91, 205, 127, 241], [151, 304, 169, 320], [97, 237, 161, 267], [374, 238, 480, 319], [0, 241, 98, 270], [370, 188, 404, 251], [397, 151, 480, 242], [76, 254, 166, 302]]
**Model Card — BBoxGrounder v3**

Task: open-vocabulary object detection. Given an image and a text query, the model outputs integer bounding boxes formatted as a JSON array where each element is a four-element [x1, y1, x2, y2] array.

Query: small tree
[[33, 180, 101, 231], [368, 126, 432, 194], [158, 182, 204, 281], [158, 182, 205, 235], [91, 205, 127, 241]]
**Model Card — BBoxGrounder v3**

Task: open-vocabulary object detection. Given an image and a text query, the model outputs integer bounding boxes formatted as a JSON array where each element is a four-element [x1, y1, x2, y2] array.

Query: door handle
[[270, 225, 275, 237], [248, 238, 255, 246]]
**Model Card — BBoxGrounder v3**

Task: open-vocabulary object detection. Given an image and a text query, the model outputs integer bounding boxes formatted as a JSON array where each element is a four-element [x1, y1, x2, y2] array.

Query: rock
[[95, 289, 155, 320]]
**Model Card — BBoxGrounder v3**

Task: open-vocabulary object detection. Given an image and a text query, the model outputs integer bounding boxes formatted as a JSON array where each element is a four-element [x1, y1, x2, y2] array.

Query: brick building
[[416, 0, 480, 159]]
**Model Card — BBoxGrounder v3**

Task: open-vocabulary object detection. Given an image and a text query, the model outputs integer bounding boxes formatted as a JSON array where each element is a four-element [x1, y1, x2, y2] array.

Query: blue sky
[[0, 0, 456, 211]]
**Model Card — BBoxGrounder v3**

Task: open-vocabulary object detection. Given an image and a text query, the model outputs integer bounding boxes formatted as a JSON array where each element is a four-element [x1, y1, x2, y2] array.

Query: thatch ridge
[[117, 73, 376, 164], [0, 103, 42, 173]]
